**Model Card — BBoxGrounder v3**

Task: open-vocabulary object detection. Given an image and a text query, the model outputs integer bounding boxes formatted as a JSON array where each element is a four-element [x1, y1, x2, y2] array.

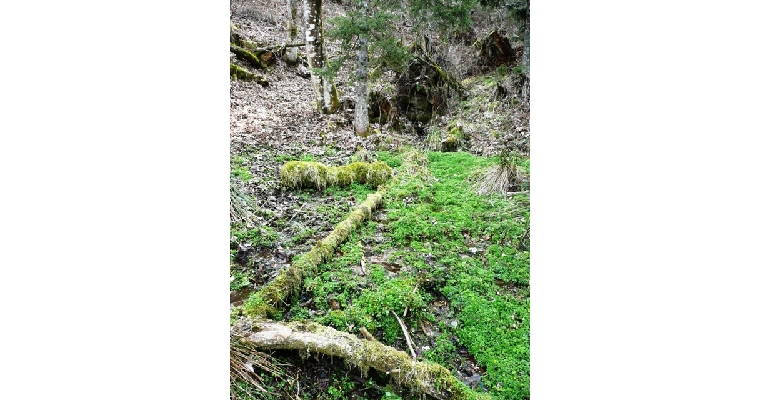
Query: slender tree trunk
[[303, 0, 339, 114], [354, 1, 369, 136], [523, 14, 529, 76], [285, 0, 299, 64]]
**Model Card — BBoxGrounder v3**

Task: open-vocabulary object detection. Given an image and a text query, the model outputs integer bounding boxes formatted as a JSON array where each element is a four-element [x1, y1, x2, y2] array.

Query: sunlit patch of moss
[[281, 161, 392, 190]]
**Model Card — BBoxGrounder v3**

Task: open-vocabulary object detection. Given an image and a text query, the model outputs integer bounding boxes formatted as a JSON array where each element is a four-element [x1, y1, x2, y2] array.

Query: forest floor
[[230, 1, 530, 399]]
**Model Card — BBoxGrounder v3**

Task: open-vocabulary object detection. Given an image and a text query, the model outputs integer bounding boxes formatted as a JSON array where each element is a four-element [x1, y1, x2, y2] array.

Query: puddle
[[230, 286, 255, 307]]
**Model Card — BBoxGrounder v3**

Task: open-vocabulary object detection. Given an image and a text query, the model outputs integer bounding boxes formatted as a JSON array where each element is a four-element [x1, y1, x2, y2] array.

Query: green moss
[[230, 63, 268, 86], [367, 162, 393, 187], [243, 185, 389, 320], [281, 161, 392, 190], [441, 134, 459, 152], [230, 44, 265, 70]]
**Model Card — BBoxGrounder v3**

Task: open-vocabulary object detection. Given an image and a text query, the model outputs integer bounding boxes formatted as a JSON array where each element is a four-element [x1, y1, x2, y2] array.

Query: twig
[[254, 43, 306, 52], [403, 283, 419, 317], [391, 310, 416, 360], [359, 327, 376, 342]]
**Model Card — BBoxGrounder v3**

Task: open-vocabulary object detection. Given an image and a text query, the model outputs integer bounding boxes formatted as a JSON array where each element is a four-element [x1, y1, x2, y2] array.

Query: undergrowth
[[297, 150, 530, 399]]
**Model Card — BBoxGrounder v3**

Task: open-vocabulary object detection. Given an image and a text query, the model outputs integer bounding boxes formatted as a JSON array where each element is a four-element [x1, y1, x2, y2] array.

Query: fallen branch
[[391, 310, 417, 360], [230, 63, 269, 87], [243, 185, 388, 318], [252, 43, 306, 52], [230, 44, 265, 70], [233, 320, 488, 400], [359, 327, 376, 342]]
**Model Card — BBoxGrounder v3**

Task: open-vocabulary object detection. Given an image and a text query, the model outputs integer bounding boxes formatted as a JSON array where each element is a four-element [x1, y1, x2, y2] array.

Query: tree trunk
[[354, 13, 369, 136], [523, 12, 529, 77], [285, 0, 299, 65], [232, 320, 487, 400], [303, 0, 339, 114]]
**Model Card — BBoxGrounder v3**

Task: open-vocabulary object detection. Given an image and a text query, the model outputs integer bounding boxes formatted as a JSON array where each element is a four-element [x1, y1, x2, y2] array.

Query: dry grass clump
[[476, 156, 527, 196], [230, 179, 254, 227], [230, 333, 289, 398]]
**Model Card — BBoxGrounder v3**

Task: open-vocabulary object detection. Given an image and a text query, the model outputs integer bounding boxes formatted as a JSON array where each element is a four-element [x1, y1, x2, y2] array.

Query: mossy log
[[230, 63, 269, 87], [230, 44, 265, 70], [233, 320, 489, 400], [254, 43, 306, 52], [230, 26, 259, 52], [244, 185, 388, 318], [281, 161, 392, 190]]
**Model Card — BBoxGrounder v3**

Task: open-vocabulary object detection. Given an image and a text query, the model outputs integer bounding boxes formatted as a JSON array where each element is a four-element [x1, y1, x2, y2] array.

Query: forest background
[[1, 1, 759, 399]]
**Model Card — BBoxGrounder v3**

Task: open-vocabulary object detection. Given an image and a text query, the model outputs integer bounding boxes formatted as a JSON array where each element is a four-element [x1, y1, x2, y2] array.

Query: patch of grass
[[231, 225, 279, 248], [231, 155, 253, 182], [230, 269, 251, 292], [295, 150, 529, 399], [351, 276, 428, 343], [304, 231, 370, 314], [287, 226, 317, 246], [383, 151, 530, 398], [275, 154, 298, 162], [326, 373, 356, 400], [424, 331, 457, 366], [324, 182, 374, 204], [376, 151, 403, 168]]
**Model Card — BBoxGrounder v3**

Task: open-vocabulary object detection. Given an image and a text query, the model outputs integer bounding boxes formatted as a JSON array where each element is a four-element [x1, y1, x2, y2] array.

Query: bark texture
[[230, 63, 269, 86], [285, 0, 299, 64], [523, 12, 530, 76], [354, 0, 370, 136], [303, 0, 339, 114], [232, 320, 488, 400]]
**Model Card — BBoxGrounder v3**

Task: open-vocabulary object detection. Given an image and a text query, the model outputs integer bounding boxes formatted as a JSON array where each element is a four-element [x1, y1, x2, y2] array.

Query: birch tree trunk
[[285, 0, 299, 64], [354, 1, 369, 136], [303, 0, 340, 114], [523, 11, 529, 77]]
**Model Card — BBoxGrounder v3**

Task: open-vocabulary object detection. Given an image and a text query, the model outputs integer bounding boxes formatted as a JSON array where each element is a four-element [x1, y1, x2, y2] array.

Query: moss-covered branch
[[230, 44, 265, 70], [230, 63, 269, 86], [281, 161, 392, 190], [244, 185, 388, 318], [233, 320, 489, 400]]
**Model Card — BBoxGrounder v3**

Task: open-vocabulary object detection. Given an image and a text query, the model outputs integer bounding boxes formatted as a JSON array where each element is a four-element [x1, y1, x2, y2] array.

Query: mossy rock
[[281, 161, 392, 190], [441, 134, 459, 152], [396, 52, 463, 125]]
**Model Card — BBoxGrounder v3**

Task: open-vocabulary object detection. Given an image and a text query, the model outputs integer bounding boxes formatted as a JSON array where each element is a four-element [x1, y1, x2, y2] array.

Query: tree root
[[232, 319, 489, 400]]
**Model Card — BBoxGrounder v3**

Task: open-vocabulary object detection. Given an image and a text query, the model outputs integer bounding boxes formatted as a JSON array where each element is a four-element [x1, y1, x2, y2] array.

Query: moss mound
[[281, 161, 392, 190]]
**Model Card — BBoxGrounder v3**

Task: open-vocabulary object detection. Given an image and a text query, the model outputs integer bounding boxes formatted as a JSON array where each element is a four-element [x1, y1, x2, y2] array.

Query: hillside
[[230, 1, 530, 399]]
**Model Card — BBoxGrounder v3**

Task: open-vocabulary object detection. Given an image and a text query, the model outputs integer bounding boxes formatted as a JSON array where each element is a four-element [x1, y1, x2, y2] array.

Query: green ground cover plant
[[298, 150, 530, 399]]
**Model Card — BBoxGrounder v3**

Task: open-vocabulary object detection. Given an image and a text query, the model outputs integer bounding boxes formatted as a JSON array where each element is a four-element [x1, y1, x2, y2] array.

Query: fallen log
[[233, 320, 489, 400], [230, 63, 269, 87], [230, 44, 265, 70], [243, 185, 388, 318], [252, 43, 306, 52]]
